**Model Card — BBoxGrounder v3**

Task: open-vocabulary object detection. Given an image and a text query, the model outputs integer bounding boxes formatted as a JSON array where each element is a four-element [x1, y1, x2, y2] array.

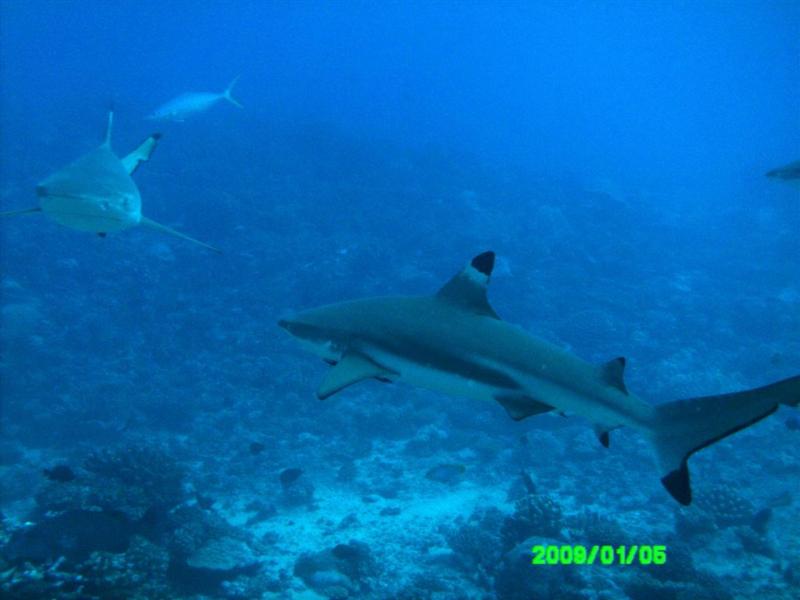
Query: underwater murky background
[[1, 1, 798, 598]]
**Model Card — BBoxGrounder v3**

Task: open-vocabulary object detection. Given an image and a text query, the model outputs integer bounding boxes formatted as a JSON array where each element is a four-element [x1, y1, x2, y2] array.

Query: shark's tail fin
[[223, 75, 243, 108], [652, 375, 800, 505]]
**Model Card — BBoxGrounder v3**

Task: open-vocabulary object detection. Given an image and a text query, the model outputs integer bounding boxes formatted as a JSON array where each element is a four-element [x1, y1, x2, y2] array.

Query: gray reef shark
[[147, 76, 242, 121], [279, 251, 799, 505], [766, 160, 800, 186], [0, 110, 220, 252]]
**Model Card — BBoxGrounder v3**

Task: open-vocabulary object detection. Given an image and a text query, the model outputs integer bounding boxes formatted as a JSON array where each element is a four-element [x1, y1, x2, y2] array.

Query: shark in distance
[[279, 251, 800, 505], [766, 160, 800, 185], [147, 76, 243, 121], [0, 110, 220, 252]]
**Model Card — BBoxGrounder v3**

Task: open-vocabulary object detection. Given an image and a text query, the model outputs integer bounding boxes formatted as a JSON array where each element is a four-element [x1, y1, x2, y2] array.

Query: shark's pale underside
[[0, 110, 219, 252], [279, 251, 799, 505]]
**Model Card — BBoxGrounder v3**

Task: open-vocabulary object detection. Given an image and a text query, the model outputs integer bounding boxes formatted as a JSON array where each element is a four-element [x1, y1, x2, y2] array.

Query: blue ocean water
[[0, 1, 798, 598]]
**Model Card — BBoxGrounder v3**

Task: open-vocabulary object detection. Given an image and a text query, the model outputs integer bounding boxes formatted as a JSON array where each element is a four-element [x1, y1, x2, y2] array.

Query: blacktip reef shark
[[766, 159, 800, 185], [0, 110, 220, 252], [146, 76, 243, 121], [279, 251, 800, 505]]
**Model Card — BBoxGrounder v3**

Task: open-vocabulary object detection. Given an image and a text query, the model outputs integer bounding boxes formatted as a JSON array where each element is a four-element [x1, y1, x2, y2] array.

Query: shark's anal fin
[[122, 133, 162, 175], [600, 356, 628, 394], [0, 207, 42, 218], [140, 217, 221, 253], [596, 428, 610, 448], [592, 424, 620, 447], [495, 394, 553, 421], [317, 351, 397, 400], [436, 251, 499, 319]]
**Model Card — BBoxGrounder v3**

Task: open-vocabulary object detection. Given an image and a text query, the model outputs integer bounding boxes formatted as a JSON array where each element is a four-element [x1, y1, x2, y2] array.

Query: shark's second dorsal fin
[[436, 251, 499, 319], [600, 356, 628, 394]]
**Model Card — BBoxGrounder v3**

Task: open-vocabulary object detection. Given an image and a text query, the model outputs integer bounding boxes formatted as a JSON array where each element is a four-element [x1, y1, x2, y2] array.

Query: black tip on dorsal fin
[[436, 252, 499, 319], [153, 133, 163, 140], [599, 431, 610, 448], [661, 460, 692, 505], [471, 251, 495, 277]]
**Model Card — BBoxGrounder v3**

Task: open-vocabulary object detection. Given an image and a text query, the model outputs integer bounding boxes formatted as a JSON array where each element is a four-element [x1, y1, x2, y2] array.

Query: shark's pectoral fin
[[0, 207, 41, 218], [317, 352, 397, 400], [436, 251, 500, 319], [495, 394, 553, 421], [140, 217, 221, 253], [122, 133, 162, 175], [599, 356, 628, 394]]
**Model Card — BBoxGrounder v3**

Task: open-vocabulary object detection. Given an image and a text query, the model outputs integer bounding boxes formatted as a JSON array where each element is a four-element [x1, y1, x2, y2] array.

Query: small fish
[[196, 493, 215, 510], [249, 441, 266, 455], [279, 468, 303, 488], [424, 463, 466, 484], [750, 507, 772, 535], [331, 543, 360, 561], [768, 490, 792, 508], [147, 76, 243, 122], [43, 465, 76, 482], [520, 470, 537, 495]]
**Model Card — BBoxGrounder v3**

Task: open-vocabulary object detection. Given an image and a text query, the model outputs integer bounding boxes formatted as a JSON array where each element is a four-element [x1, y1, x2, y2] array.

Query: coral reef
[[500, 493, 564, 550], [294, 540, 377, 598]]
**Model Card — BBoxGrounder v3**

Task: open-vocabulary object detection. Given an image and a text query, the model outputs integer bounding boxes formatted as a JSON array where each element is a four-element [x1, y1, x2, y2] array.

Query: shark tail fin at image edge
[[652, 375, 800, 505], [224, 75, 243, 108]]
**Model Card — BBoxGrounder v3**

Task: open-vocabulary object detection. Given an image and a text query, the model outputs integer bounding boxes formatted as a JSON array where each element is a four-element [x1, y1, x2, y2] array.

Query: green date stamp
[[531, 544, 666, 566]]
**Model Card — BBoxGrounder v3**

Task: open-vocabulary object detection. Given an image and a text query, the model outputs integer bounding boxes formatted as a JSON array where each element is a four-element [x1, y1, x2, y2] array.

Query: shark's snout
[[277, 315, 297, 334]]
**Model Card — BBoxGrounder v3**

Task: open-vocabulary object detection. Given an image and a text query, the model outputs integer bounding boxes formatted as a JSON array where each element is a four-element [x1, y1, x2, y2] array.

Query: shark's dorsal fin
[[317, 351, 397, 400], [436, 251, 499, 319], [122, 133, 162, 175], [103, 109, 114, 147], [600, 356, 627, 394], [495, 394, 553, 421]]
